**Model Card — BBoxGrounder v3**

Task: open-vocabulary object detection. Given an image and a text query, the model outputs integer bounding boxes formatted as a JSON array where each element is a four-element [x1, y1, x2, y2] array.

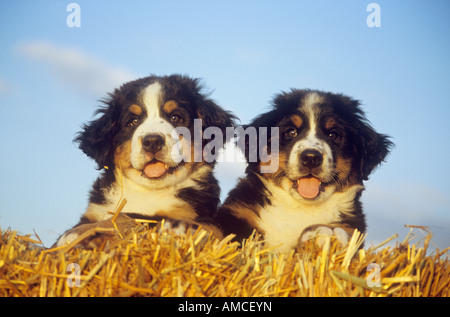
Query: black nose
[[142, 134, 165, 154], [301, 149, 323, 169]]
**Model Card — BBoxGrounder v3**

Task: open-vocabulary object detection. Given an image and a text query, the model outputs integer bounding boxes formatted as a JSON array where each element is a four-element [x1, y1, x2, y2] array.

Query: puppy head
[[244, 89, 393, 201], [75, 74, 235, 189]]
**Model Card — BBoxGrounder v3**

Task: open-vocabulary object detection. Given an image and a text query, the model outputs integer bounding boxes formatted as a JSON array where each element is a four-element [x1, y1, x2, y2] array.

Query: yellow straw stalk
[[0, 224, 448, 297]]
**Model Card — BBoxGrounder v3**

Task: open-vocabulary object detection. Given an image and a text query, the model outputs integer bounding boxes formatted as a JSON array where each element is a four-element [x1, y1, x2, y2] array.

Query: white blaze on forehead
[[130, 81, 176, 170], [136, 81, 170, 136], [287, 91, 334, 180], [302, 92, 324, 136], [141, 82, 163, 118], [298, 92, 324, 148]]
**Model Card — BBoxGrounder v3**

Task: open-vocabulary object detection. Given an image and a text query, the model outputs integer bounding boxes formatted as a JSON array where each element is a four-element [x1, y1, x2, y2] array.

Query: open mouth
[[142, 160, 179, 179], [293, 175, 325, 199]]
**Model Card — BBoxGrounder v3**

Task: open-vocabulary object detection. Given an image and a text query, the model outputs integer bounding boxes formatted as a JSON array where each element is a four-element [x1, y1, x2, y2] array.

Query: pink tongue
[[297, 177, 321, 199], [144, 161, 167, 178]]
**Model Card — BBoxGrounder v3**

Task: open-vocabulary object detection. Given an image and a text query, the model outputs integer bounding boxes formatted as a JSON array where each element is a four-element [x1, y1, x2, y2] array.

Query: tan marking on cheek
[[191, 132, 205, 163], [178, 136, 192, 162], [278, 151, 288, 169], [290, 114, 303, 129], [162, 100, 179, 114], [128, 104, 143, 116], [259, 150, 288, 185], [335, 157, 352, 180], [272, 151, 290, 185], [114, 141, 133, 169]]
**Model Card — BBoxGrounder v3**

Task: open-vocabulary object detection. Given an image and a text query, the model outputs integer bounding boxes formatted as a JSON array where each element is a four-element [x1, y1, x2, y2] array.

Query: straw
[[0, 225, 448, 297]]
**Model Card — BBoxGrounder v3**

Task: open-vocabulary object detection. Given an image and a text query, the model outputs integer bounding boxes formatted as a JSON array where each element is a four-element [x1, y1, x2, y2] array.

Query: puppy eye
[[328, 131, 340, 139], [128, 118, 140, 127], [170, 114, 182, 123], [284, 128, 298, 138]]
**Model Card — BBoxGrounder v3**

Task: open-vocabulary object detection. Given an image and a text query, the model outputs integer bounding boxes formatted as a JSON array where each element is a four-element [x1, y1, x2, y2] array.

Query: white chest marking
[[84, 167, 209, 222], [256, 181, 363, 252]]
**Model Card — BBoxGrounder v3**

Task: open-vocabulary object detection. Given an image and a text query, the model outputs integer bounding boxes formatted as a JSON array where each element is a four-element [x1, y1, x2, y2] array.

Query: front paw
[[55, 214, 136, 249], [299, 225, 350, 248], [159, 219, 198, 235]]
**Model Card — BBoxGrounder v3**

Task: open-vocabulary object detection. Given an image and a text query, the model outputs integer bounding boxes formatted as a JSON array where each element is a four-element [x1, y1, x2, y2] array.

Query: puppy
[[216, 89, 393, 252], [55, 74, 235, 247]]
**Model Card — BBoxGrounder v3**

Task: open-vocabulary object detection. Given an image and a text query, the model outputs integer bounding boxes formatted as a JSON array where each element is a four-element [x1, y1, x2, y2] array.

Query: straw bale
[[0, 223, 448, 297]]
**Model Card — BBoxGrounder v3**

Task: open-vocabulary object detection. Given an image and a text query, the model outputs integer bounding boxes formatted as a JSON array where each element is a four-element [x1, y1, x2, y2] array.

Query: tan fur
[[227, 202, 264, 232], [325, 117, 337, 130], [128, 104, 143, 116], [162, 100, 179, 114], [114, 140, 133, 168], [290, 114, 303, 128]]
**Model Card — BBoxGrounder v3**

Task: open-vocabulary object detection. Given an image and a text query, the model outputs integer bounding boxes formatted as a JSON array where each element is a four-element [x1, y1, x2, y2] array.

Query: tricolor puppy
[[216, 89, 393, 252], [56, 75, 235, 247]]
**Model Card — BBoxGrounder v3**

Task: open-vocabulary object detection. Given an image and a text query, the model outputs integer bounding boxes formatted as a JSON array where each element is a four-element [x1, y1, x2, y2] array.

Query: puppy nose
[[142, 134, 165, 154], [301, 149, 323, 169]]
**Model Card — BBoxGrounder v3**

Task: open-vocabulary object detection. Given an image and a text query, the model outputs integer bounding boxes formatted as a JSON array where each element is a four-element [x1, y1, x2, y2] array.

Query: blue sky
[[0, 0, 449, 249]]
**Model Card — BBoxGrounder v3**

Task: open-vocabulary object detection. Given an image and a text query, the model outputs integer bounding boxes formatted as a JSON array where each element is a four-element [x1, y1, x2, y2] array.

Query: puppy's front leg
[[54, 214, 137, 249]]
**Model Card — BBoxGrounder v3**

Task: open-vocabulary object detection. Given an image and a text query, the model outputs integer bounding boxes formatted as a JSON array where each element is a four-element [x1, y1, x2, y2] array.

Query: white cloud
[[16, 40, 136, 98]]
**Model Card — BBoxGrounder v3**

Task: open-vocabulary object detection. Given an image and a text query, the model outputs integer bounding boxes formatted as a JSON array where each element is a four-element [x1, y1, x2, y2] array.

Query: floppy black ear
[[239, 109, 279, 170], [196, 99, 237, 143], [74, 104, 119, 170], [359, 123, 393, 180]]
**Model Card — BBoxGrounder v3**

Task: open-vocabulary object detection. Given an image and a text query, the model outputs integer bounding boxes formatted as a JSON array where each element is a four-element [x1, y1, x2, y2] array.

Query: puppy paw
[[299, 225, 350, 248], [54, 214, 136, 249], [159, 219, 198, 236]]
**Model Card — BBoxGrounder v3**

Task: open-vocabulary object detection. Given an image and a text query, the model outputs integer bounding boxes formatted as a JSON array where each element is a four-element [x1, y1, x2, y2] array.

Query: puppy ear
[[74, 104, 119, 170], [359, 123, 393, 180], [241, 110, 279, 169], [196, 99, 237, 143]]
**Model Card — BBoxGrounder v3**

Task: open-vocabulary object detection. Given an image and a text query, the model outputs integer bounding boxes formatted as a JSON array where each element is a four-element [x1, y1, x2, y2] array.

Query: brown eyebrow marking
[[290, 114, 303, 128], [128, 104, 143, 116], [325, 117, 337, 130], [162, 100, 179, 114]]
